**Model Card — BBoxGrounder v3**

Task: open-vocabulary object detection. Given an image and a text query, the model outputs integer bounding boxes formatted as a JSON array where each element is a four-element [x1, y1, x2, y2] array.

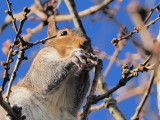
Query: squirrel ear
[[47, 16, 58, 37]]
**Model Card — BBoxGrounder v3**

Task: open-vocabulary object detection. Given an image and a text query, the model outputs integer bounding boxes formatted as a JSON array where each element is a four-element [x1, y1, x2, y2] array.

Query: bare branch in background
[[1, 0, 31, 92], [112, 15, 160, 46], [131, 71, 155, 120], [64, 0, 86, 34], [23, 23, 44, 41], [95, 55, 154, 103], [144, 3, 160, 24], [56, 0, 114, 22], [4, 0, 31, 102], [104, 26, 127, 77], [116, 83, 149, 103], [97, 73, 126, 120], [154, 30, 160, 118], [0, 0, 114, 34], [1, 40, 12, 55]]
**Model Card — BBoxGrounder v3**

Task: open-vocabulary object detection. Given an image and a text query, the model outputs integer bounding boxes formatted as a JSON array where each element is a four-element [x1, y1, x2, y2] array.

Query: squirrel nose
[[79, 40, 84, 46], [79, 38, 88, 45], [79, 40, 90, 51]]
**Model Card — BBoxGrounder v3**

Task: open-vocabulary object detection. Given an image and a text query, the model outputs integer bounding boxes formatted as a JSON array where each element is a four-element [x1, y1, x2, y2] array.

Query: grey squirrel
[[0, 18, 97, 120]]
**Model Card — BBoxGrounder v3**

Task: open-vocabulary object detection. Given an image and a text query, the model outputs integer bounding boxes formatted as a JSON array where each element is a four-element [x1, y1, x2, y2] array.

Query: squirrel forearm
[[43, 59, 77, 93]]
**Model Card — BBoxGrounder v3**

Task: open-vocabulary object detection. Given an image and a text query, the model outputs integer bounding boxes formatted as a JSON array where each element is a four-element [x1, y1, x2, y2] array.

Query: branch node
[[104, 97, 117, 108]]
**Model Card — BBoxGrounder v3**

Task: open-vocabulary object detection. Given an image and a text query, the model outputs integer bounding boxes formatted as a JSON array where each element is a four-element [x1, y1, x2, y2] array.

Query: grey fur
[[0, 47, 90, 120]]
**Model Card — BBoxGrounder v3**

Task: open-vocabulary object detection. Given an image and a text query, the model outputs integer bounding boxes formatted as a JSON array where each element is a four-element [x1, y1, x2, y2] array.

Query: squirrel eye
[[60, 31, 68, 36]]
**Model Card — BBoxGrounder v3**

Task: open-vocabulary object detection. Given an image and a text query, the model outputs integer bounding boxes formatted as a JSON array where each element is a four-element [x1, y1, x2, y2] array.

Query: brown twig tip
[[23, 7, 31, 13], [4, 10, 12, 16], [134, 27, 140, 32], [122, 64, 133, 78], [127, 55, 154, 76], [111, 38, 119, 46], [12, 50, 19, 56], [1, 61, 7, 66]]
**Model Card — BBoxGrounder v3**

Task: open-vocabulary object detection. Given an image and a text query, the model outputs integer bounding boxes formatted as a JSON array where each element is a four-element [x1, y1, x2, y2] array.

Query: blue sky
[[0, 0, 160, 119]]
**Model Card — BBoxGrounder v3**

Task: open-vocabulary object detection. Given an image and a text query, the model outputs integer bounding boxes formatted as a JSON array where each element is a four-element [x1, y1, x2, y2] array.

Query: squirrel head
[[45, 17, 92, 58]]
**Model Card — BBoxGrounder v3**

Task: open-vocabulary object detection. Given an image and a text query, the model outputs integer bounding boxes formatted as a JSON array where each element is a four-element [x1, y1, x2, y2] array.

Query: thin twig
[[142, 55, 152, 66], [1, 0, 19, 90], [112, 15, 160, 45], [3, 0, 115, 25], [104, 24, 128, 77], [64, 0, 86, 34], [0, 91, 22, 120], [144, 3, 160, 24], [5, 50, 25, 102], [1, 47, 14, 91], [81, 60, 102, 120], [131, 71, 155, 120], [5, 1, 31, 103], [1, 1, 31, 92], [28, 35, 57, 47], [15, 7, 30, 44], [104, 3, 153, 76], [6, 0, 18, 32], [6, 0, 29, 44], [98, 72, 126, 120], [96, 75, 135, 103], [95, 56, 153, 104], [103, 46, 124, 77], [56, 0, 114, 22]]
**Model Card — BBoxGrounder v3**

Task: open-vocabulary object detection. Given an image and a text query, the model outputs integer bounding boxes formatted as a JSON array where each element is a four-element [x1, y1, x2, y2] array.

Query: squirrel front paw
[[71, 48, 87, 68], [71, 49, 99, 69]]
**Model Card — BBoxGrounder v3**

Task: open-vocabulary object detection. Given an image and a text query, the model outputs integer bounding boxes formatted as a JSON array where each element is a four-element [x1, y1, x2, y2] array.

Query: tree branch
[[56, 0, 114, 22], [95, 55, 153, 103], [64, 0, 86, 34], [131, 70, 155, 120], [112, 15, 160, 46], [81, 60, 102, 120], [0, 91, 22, 120]]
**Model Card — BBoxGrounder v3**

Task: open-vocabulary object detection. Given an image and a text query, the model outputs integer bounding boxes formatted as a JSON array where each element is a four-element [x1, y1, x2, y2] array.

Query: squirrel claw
[[86, 53, 99, 65], [71, 49, 87, 68]]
